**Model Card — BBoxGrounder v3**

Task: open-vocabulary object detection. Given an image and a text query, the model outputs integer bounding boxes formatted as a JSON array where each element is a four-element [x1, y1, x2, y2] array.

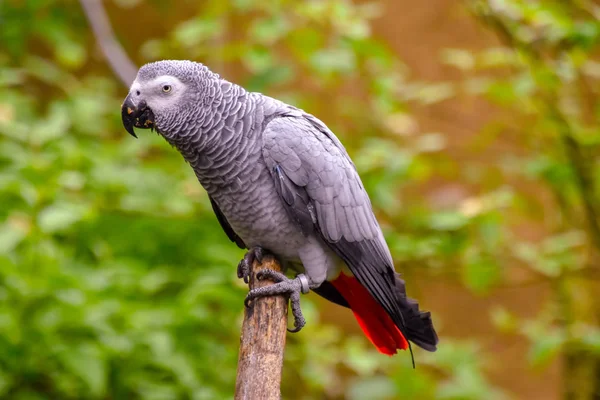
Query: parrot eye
[[162, 85, 172, 93]]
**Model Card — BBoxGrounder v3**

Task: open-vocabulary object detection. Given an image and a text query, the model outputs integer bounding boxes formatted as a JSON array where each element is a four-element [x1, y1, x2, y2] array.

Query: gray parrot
[[121, 60, 438, 357]]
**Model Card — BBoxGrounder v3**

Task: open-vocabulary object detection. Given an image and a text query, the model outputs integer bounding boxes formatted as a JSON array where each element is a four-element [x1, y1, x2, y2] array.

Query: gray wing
[[209, 195, 246, 249], [262, 112, 437, 351]]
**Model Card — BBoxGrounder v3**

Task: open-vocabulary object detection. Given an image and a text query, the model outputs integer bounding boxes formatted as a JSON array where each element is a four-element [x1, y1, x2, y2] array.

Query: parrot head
[[121, 60, 210, 138]]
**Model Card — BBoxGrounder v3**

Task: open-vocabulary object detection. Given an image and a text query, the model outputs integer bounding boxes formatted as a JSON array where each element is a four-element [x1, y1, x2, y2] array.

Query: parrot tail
[[331, 272, 408, 355]]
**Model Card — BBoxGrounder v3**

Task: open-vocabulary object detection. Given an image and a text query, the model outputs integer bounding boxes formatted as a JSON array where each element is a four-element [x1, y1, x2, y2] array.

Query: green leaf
[[310, 47, 357, 75], [580, 326, 600, 354], [0, 370, 13, 397], [429, 212, 469, 231], [528, 330, 565, 368], [249, 16, 289, 45], [442, 48, 475, 70], [173, 18, 224, 47], [462, 253, 501, 295], [37, 203, 87, 233], [490, 307, 518, 333], [348, 376, 397, 400], [30, 102, 70, 145], [0, 222, 27, 254], [58, 344, 107, 396]]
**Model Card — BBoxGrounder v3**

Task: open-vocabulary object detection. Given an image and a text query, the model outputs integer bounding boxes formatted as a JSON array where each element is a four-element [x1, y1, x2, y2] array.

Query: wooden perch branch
[[235, 255, 288, 400]]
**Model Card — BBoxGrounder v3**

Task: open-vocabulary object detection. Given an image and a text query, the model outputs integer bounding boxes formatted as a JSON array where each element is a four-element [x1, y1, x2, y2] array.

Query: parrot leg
[[237, 246, 265, 284], [245, 269, 312, 333]]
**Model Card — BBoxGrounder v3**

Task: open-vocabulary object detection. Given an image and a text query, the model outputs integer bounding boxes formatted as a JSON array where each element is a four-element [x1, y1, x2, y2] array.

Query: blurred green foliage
[[0, 0, 599, 399], [465, 2, 600, 398]]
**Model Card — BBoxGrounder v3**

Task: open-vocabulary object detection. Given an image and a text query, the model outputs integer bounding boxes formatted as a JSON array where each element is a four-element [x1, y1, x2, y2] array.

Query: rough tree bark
[[235, 255, 288, 400]]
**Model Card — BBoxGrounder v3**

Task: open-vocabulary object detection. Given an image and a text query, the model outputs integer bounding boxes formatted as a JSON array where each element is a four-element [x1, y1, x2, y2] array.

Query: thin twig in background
[[79, 0, 138, 87]]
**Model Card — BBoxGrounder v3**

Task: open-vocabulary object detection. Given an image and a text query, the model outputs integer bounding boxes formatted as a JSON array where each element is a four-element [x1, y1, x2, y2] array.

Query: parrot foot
[[237, 246, 265, 284], [244, 270, 311, 333]]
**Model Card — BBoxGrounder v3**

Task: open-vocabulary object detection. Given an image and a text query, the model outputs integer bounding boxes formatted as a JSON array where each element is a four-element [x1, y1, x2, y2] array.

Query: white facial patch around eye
[[151, 75, 184, 94], [142, 75, 186, 114]]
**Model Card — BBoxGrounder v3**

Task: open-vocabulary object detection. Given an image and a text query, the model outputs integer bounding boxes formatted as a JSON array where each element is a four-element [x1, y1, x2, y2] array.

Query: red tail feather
[[331, 273, 408, 355]]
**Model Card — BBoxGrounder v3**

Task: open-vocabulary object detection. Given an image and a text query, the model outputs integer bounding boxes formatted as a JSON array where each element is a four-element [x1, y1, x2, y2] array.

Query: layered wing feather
[[262, 111, 437, 351]]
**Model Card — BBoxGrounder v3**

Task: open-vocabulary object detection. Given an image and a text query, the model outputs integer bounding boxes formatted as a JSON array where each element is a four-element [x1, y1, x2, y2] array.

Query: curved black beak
[[121, 95, 155, 138]]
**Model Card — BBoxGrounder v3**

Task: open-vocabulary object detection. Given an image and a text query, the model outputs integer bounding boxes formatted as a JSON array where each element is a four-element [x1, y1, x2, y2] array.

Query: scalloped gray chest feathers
[[162, 78, 306, 258]]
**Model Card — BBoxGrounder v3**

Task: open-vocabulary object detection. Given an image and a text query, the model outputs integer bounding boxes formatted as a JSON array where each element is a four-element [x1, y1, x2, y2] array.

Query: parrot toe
[[237, 246, 266, 284], [287, 291, 305, 333], [244, 271, 311, 333]]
